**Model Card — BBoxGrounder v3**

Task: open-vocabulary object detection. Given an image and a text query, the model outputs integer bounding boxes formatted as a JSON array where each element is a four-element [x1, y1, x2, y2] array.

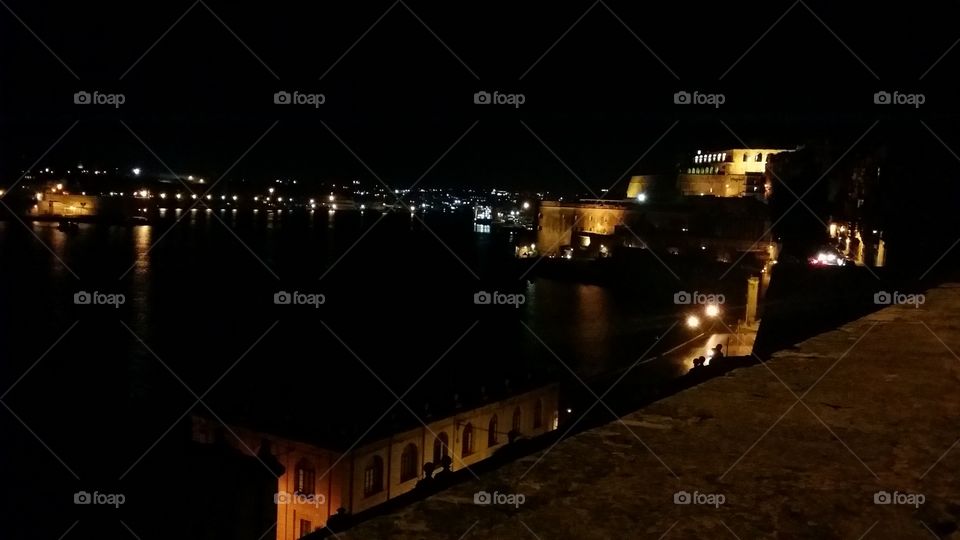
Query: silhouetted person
[[434, 455, 454, 486], [416, 462, 436, 490], [712, 344, 724, 360], [326, 507, 350, 532], [693, 356, 706, 368]]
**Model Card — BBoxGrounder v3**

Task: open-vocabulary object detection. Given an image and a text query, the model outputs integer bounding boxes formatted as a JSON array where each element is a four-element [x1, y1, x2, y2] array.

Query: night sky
[[3, 1, 960, 192]]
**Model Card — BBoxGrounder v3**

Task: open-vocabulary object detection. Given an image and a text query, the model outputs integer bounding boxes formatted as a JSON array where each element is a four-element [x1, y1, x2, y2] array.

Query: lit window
[[400, 444, 418, 482], [363, 456, 384, 497], [488, 415, 499, 447], [294, 459, 315, 494], [462, 423, 474, 456], [432, 433, 449, 464]]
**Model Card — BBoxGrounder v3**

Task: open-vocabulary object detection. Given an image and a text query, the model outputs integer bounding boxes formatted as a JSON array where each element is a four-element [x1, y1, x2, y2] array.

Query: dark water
[[1, 209, 746, 453]]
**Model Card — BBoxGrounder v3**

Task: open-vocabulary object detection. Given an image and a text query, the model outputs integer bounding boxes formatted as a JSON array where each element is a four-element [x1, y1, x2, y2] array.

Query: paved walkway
[[341, 284, 960, 539]]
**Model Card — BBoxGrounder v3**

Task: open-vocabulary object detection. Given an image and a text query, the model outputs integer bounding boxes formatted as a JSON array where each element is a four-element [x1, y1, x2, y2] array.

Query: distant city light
[[139, 190, 148, 197], [523, 201, 531, 210], [132, 168, 141, 176], [159, 193, 167, 199], [268, 188, 275, 194], [636, 193, 647, 202], [410, 205, 416, 212]]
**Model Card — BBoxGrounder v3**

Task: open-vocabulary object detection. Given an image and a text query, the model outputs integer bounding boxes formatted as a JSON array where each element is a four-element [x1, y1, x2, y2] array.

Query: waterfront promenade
[[339, 283, 960, 539]]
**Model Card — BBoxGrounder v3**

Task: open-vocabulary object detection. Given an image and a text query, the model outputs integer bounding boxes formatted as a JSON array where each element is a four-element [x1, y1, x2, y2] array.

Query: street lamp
[[705, 304, 720, 318], [686, 315, 700, 329]]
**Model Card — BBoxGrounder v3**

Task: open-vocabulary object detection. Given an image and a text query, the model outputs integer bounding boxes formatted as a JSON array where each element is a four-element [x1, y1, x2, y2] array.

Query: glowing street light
[[685, 315, 701, 329], [523, 201, 531, 210], [705, 304, 720, 318], [636, 193, 647, 202], [132, 168, 141, 176]]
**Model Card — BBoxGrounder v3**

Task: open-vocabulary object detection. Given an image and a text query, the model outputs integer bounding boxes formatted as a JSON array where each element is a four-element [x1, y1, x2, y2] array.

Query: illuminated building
[[191, 384, 559, 539]]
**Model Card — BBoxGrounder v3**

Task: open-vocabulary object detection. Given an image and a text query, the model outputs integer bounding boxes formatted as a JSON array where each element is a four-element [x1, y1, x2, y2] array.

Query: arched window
[[755, 152, 763, 162], [487, 415, 499, 447], [363, 455, 384, 497], [512, 407, 522, 433], [432, 432, 449, 464], [400, 444, 418, 482], [742, 153, 748, 162], [294, 458, 315, 494], [533, 399, 543, 429], [461, 423, 474, 457]]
